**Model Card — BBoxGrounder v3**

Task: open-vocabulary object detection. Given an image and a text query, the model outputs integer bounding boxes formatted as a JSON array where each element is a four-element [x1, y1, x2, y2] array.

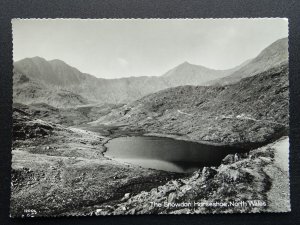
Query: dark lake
[[105, 136, 249, 173]]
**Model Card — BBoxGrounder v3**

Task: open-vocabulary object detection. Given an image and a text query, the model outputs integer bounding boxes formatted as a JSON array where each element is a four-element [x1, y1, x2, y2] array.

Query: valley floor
[[10, 111, 181, 217], [10, 109, 290, 217]]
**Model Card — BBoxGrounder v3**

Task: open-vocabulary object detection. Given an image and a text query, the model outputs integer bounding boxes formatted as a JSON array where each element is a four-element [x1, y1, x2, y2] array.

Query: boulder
[[168, 192, 177, 202], [180, 185, 192, 193], [201, 167, 217, 181], [121, 193, 131, 201], [222, 154, 235, 165], [190, 171, 201, 180]]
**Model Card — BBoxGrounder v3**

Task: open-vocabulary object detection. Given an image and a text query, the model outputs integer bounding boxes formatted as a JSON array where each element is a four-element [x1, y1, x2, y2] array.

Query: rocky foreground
[[10, 105, 290, 217], [93, 136, 290, 215], [10, 109, 181, 217]]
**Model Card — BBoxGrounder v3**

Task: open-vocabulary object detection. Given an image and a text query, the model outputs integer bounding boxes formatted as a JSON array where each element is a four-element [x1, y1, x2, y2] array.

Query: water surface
[[105, 136, 248, 173]]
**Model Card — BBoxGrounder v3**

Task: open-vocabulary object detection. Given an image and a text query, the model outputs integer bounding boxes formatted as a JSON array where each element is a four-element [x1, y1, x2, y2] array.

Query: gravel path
[[264, 137, 290, 212]]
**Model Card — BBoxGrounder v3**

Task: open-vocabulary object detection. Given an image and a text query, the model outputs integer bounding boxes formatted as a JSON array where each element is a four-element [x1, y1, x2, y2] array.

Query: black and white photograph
[[10, 18, 290, 217]]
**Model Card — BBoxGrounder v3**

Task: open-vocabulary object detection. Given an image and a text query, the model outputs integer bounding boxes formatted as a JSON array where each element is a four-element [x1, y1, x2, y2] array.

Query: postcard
[[10, 18, 290, 217]]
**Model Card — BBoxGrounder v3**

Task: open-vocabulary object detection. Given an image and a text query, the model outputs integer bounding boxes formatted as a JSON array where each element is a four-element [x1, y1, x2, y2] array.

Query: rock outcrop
[[92, 137, 290, 215]]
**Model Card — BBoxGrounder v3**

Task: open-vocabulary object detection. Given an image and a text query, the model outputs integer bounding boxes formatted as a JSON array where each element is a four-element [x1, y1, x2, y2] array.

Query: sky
[[13, 18, 288, 79]]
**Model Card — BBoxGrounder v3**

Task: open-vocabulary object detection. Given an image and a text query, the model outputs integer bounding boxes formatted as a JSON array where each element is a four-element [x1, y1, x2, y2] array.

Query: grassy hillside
[[93, 63, 288, 146], [13, 102, 124, 126]]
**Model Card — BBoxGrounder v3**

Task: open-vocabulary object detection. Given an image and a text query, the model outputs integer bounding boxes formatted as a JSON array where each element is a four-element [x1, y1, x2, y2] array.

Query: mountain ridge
[[91, 62, 288, 145], [13, 37, 288, 106], [206, 37, 288, 86]]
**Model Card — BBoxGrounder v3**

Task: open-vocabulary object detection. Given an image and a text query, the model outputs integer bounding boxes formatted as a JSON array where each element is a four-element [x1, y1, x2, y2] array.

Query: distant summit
[[13, 37, 288, 106], [14, 57, 97, 87], [207, 37, 288, 85], [162, 60, 246, 86]]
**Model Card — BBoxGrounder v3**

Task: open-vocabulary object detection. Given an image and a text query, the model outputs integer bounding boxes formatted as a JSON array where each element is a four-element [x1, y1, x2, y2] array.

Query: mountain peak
[[182, 61, 191, 65], [177, 61, 195, 68], [31, 56, 46, 60], [49, 59, 67, 65], [23, 56, 47, 63]]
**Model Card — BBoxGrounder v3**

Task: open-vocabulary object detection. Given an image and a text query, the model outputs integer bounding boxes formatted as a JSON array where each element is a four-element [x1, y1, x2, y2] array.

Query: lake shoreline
[[93, 122, 288, 151], [91, 136, 290, 215], [103, 135, 251, 173], [10, 111, 186, 217], [10, 109, 289, 217]]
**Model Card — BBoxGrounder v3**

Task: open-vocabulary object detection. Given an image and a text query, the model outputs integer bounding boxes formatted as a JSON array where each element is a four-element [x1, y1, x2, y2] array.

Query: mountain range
[[13, 37, 288, 107], [92, 62, 288, 145]]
